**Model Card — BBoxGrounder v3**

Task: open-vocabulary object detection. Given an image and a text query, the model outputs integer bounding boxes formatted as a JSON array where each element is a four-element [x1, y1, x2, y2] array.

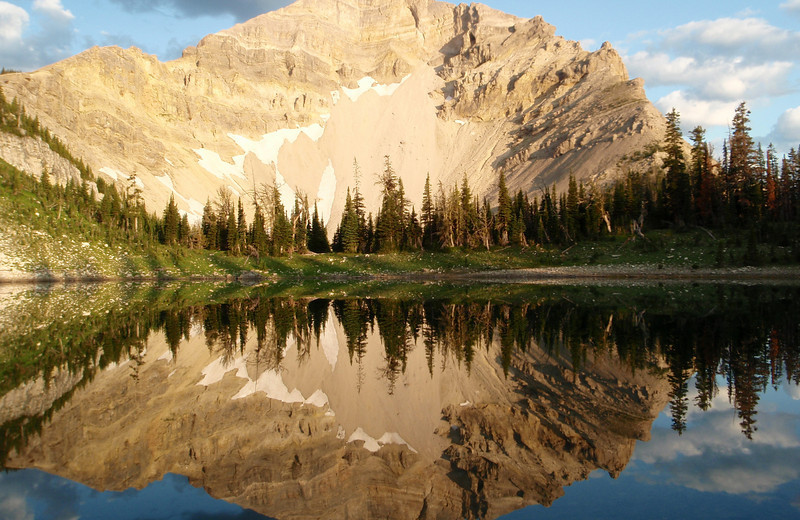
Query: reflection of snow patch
[[305, 389, 329, 408], [320, 308, 339, 371], [158, 350, 173, 362], [165, 157, 174, 166], [347, 428, 417, 453], [348, 427, 381, 452], [336, 425, 346, 440], [232, 369, 305, 403], [331, 90, 341, 106], [460, 400, 472, 407], [316, 161, 337, 226], [320, 114, 331, 123], [341, 75, 410, 102], [197, 356, 247, 386], [455, 120, 467, 126]]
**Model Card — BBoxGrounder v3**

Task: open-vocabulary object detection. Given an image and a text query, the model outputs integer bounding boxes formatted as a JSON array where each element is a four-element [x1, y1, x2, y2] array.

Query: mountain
[[0, 0, 665, 230]]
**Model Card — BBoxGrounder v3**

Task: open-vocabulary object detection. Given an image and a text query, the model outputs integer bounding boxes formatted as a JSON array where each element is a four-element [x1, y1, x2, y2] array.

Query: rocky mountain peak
[[0, 0, 664, 230]]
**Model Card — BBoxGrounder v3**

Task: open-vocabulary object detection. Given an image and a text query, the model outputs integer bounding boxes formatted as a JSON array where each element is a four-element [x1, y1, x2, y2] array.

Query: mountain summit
[[0, 0, 664, 228]]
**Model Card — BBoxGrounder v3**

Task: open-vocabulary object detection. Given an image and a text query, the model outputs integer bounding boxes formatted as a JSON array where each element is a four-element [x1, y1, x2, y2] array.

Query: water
[[0, 280, 798, 519]]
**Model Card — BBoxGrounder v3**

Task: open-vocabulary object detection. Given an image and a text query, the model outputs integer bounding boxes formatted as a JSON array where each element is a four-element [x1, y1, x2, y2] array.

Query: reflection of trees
[[3, 284, 800, 468]]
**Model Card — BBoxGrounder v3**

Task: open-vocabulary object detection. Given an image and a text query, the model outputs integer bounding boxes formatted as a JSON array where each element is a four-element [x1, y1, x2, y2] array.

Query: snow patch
[[158, 350, 173, 362], [99, 167, 123, 181], [319, 308, 339, 371], [331, 90, 341, 106], [193, 148, 246, 180], [165, 157, 174, 166], [341, 75, 410, 103], [155, 174, 174, 191], [455, 120, 467, 126], [316, 161, 337, 225]]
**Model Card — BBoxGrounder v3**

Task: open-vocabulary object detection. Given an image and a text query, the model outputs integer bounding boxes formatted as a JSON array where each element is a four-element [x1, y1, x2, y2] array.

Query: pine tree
[[236, 198, 247, 254], [201, 199, 218, 250], [421, 173, 436, 249], [496, 171, 512, 245], [163, 194, 179, 245], [309, 203, 330, 253], [664, 108, 691, 226]]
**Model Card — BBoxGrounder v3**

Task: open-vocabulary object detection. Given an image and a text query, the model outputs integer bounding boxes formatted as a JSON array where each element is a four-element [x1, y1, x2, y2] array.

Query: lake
[[1, 280, 799, 519]]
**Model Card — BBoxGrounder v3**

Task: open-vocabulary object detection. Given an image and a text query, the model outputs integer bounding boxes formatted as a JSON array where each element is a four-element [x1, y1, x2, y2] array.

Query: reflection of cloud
[[0, 470, 81, 520], [635, 408, 800, 495], [785, 381, 800, 400], [0, 493, 32, 520]]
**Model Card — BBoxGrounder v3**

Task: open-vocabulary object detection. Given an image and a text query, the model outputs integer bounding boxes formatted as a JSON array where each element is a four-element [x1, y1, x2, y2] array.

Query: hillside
[[0, 0, 665, 231]]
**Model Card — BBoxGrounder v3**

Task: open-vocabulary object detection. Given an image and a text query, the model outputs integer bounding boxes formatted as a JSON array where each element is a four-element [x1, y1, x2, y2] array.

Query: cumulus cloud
[[654, 90, 739, 128], [629, 52, 793, 102], [0, 2, 29, 45], [781, 0, 800, 14], [0, 0, 76, 70], [658, 17, 800, 61], [109, 0, 292, 22], [32, 0, 74, 23]]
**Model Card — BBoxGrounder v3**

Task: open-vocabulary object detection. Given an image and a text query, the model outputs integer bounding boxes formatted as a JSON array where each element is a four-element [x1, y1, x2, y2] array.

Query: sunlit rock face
[[0, 0, 664, 230], [5, 301, 668, 520]]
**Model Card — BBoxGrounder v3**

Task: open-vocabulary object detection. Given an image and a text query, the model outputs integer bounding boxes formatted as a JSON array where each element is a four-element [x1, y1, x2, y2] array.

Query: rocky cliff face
[[5, 315, 668, 520], [0, 0, 664, 229]]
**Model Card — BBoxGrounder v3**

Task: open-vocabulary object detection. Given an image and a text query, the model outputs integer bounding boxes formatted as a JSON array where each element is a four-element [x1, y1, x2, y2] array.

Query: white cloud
[[627, 52, 793, 102], [781, 0, 800, 14], [32, 0, 74, 23], [660, 17, 800, 61], [0, 2, 29, 45], [655, 90, 738, 128]]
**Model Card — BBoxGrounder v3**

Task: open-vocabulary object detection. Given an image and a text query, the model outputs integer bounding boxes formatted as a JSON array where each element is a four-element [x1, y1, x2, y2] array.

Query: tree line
[[3, 84, 800, 260]]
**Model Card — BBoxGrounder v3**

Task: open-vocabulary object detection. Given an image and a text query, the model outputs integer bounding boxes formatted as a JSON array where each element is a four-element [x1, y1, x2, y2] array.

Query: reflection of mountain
[[4, 303, 668, 520], [3, 284, 800, 519]]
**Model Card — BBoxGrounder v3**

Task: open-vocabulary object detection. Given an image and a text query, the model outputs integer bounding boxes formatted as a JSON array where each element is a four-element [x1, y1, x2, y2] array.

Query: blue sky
[[1, 0, 800, 154]]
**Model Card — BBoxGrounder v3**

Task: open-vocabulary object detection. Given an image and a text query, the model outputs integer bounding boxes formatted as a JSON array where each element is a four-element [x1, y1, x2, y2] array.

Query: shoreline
[[2, 264, 799, 285]]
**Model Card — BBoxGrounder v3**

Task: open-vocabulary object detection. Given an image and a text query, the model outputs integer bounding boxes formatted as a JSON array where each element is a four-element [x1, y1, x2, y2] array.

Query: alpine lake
[[0, 278, 799, 520]]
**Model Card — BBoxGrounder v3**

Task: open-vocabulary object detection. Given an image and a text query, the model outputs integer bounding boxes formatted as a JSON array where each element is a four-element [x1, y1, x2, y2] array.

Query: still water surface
[[0, 281, 798, 519]]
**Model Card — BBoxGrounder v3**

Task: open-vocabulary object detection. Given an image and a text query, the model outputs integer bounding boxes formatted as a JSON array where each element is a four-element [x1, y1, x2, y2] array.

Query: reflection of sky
[[504, 377, 800, 519], [0, 471, 272, 520]]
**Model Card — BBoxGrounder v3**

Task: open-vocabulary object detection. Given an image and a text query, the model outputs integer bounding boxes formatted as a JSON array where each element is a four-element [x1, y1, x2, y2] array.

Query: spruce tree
[[163, 194, 179, 245], [496, 171, 512, 245], [309, 203, 331, 253]]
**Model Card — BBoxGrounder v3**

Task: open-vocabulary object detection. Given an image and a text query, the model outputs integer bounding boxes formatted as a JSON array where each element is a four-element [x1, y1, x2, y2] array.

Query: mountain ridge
[[0, 0, 665, 230]]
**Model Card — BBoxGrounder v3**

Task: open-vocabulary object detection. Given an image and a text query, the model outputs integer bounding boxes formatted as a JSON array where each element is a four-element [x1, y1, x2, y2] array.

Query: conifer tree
[[163, 194, 179, 245], [496, 171, 512, 245], [421, 173, 436, 249], [309, 203, 330, 253]]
